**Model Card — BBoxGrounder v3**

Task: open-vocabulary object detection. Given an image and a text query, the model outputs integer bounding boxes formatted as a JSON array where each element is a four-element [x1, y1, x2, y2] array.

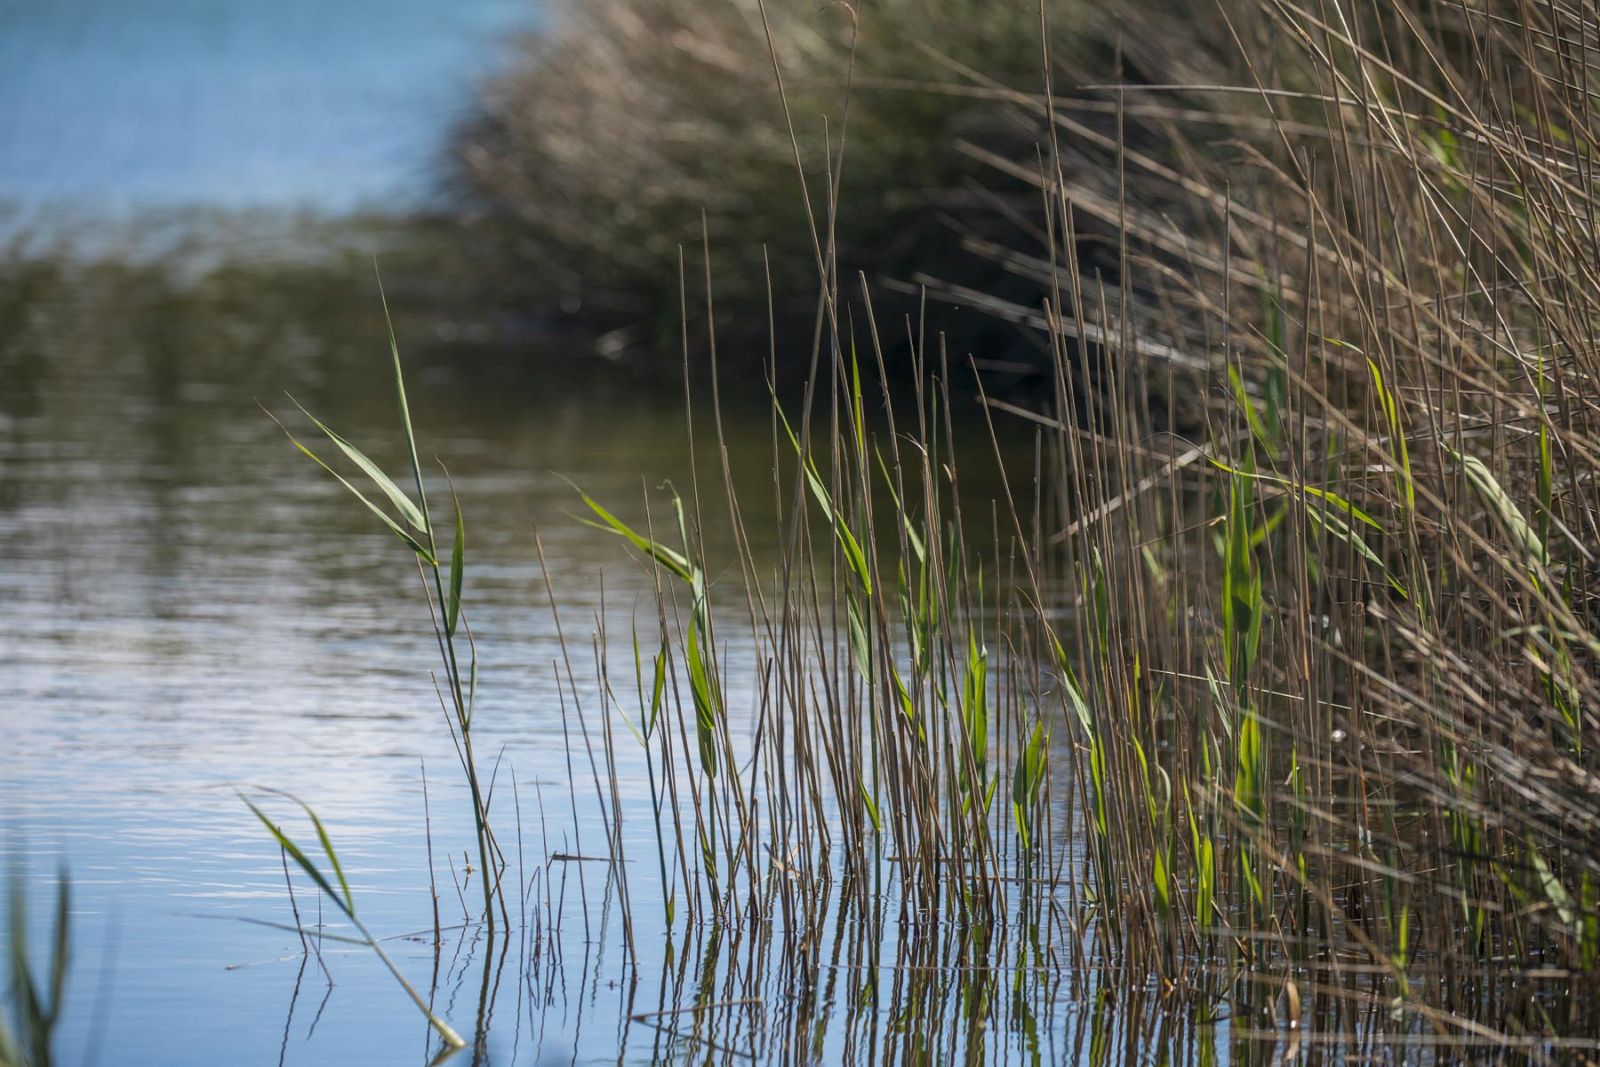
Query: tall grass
[[517, 0, 1600, 1046], [958, 0, 1600, 1042], [240, 790, 465, 1050], [264, 274, 502, 938], [256, 0, 1600, 1054]]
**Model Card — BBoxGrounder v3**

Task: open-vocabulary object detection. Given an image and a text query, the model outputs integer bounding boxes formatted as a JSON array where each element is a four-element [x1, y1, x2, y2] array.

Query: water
[[0, 257, 685, 1063], [0, 7, 1098, 1059], [0, 0, 533, 216]]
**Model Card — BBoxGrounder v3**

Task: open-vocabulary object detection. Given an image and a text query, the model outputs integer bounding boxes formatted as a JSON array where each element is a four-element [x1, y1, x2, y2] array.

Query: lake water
[[0, 0, 532, 216]]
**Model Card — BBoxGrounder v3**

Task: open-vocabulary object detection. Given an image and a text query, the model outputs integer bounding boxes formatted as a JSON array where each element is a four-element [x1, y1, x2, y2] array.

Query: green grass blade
[[567, 483, 694, 584], [446, 497, 465, 637], [48, 871, 68, 1023], [240, 795, 353, 920], [290, 398, 426, 531], [774, 399, 873, 593], [268, 411, 437, 563], [291, 797, 356, 917], [375, 264, 433, 536], [1445, 444, 1546, 567], [685, 616, 720, 778]]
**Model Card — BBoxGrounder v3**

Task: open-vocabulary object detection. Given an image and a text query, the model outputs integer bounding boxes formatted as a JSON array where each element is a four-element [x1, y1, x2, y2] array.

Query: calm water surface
[[0, 0, 533, 215]]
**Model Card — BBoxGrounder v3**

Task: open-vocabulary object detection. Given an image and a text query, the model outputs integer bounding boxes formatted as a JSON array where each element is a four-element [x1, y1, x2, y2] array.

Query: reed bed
[[450, 0, 1240, 347], [246, 0, 1600, 1058], [963, 0, 1600, 1048]]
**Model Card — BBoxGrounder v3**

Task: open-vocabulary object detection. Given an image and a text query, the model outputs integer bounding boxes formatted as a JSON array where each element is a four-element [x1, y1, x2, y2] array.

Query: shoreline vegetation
[[252, 0, 1600, 1058], [451, 0, 1248, 366], [8, 0, 1600, 1060]]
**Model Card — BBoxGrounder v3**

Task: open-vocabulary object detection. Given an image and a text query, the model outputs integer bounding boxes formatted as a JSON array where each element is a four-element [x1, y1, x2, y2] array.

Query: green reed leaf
[[569, 484, 694, 584], [291, 399, 426, 531], [240, 795, 352, 920], [268, 411, 437, 564], [445, 497, 465, 637]]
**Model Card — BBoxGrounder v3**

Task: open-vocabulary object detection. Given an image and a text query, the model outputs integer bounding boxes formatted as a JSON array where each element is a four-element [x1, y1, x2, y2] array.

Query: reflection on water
[[0, 0, 532, 215]]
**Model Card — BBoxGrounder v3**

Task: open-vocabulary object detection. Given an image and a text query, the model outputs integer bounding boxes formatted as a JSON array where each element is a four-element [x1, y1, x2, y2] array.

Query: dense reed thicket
[[247, 0, 1600, 1057], [451, 0, 1244, 349], [1000, 0, 1600, 1045]]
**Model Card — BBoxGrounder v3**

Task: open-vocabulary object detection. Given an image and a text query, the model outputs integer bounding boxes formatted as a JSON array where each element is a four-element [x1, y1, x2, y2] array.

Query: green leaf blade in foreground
[[291, 399, 427, 532], [685, 614, 720, 778], [569, 485, 694, 584], [268, 413, 438, 564], [239, 790, 465, 1050], [446, 498, 465, 637], [294, 796, 356, 917], [240, 795, 351, 919], [774, 400, 872, 593]]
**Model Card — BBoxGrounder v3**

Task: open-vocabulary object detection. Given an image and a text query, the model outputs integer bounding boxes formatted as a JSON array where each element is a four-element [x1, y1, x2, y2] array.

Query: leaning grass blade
[[446, 495, 465, 637], [295, 798, 355, 917], [1228, 364, 1279, 461], [1207, 457, 1381, 527], [1445, 443, 1546, 567], [376, 265, 433, 530], [241, 795, 351, 919], [568, 483, 694, 583], [1364, 356, 1415, 514], [685, 614, 720, 778], [289, 398, 426, 531], [48, 872, 68, 1020], [267, 410, 437, 563], [240, 792, 465, 1049], [875, 447, 926, 564], [5, 865, 71, 1065], [774, 400, 872, 592], [1012, 720, 1048, 851]]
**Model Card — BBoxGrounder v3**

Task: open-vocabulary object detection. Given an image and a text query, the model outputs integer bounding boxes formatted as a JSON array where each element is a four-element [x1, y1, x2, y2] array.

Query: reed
[[1, 867, 69, 1067], [522, 0, 1600, 1045], [262, 272, 504, 938], [959, 0, 1600, 1040], [240, 790, 466, 1050], [248, 0, 1600, 1053]]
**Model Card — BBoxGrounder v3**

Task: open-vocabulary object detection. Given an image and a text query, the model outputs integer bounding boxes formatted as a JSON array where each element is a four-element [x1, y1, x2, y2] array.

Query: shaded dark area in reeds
[[450, 0, 1249, 371]]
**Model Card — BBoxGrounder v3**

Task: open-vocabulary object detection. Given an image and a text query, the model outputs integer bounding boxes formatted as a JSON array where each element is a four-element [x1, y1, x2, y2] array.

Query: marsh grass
[[520, 0, 1600, 1048], [251, 0, 1600, 1057], [958, 0, 1600, 1046], [263, 271, 504, 941]]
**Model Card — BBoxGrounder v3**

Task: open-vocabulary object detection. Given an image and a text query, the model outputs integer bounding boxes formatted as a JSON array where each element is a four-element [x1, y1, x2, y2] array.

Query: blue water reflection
[[0, 0, 533, 212]]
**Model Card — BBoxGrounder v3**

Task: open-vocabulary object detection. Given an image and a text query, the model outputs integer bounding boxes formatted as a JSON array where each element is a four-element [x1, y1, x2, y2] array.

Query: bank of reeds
[[253, 0, 1600, 1055], [974, 0, 1600, 1044], [451, 0, 1242, 349]]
